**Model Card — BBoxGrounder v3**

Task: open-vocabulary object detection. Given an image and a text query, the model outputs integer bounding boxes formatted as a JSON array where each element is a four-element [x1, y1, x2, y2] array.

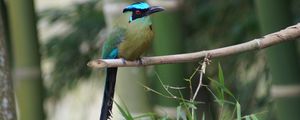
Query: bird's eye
[[135, 10, 142, 15]]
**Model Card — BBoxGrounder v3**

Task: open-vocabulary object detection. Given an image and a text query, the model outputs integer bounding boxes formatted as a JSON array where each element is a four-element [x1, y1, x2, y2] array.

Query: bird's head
[[123, 2, 164, 23]]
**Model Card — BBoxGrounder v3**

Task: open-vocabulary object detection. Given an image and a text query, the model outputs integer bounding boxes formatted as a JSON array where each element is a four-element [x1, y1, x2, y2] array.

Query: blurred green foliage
[[183, 0, 266, 116], [39, 0, 105, 97], [183, 0, 299, 119], [292, 0, 300, 22], [183, 0, 261, 83], [38, 0, 300, 118], [184, 0, 259, 50]]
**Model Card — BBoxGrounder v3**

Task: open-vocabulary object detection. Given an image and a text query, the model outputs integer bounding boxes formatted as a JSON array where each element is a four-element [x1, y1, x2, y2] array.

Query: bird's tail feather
[[100, 67, 118, 120]]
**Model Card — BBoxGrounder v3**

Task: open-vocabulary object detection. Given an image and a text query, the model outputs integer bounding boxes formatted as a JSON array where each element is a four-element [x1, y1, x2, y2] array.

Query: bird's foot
[[121, 58, 126, 64], [137, 58, 144, 65]]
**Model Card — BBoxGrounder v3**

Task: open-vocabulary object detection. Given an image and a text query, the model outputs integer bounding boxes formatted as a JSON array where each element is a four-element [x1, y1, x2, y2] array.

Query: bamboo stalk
[[7, 0, 44, 119], [0, 1, 17, 119]]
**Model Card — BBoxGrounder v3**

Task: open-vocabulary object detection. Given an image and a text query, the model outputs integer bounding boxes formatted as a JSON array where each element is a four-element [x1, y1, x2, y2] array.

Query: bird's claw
[[137, 58, 144, 65], [121, 58, 126, 64]]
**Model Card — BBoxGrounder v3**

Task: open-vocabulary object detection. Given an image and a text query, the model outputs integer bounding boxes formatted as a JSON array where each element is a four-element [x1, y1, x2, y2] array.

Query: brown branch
[[87, 23, 300, 69], [271, 85, 300, 98]]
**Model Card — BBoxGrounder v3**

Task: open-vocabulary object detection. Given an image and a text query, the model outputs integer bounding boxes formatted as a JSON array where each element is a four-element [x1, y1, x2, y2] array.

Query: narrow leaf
[[133, 113, 155, 119], [208, 78, 236, 100], [245, 116, 251, 120], [218, 63, 225, 85], [177, 106, 181, 120], [218, 63, 225, 100], [236, 102, 241, 120], [208, 77, 222, 100], [202, 112, 205, 120], [114, 101, 133, 120], [250, 114, 259, 120]]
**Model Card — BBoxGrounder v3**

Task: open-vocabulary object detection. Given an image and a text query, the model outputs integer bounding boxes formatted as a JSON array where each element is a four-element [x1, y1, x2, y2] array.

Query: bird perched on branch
[[100, 2, 164, 120]]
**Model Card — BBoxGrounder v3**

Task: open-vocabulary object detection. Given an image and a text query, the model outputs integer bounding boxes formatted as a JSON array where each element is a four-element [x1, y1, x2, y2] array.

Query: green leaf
[[218, 63, 225, 100], [218, 63, 225, 85], [236, 101, 241, 120], [208, 63, 236, 102], [208, 77, 222, 100], [202, 112, 205, 120], [133, 113, 155, 119], [114, 101, 134, 120], [160, 116, 169, 120], [250, 114, 259, 120], [121, 99, 132, 117], [178, 91, 192, 119], [184, 78, 191, 81], [245, 116, 251, 120], [177, 105, 181, 120], [222, 85, 235, 100], [186, 102, 197, 109], [208, 78, 236, 100], [180, 102, 192, 120]]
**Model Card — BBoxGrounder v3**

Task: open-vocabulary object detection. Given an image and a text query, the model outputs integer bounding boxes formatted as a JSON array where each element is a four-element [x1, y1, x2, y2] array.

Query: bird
[[100, 2, 164, 120]]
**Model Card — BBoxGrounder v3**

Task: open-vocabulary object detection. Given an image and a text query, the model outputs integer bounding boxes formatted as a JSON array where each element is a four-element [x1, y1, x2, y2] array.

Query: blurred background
[[1, 0, 300, 120]]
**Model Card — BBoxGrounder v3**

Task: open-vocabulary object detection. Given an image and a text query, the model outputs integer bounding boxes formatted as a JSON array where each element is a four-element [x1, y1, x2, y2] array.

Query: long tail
[[100, 67, 118, 120]]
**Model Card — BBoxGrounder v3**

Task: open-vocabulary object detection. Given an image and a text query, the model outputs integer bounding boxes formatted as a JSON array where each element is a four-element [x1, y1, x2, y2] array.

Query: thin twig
[[141, 84, 200, 104], [188, 56, 210, 120], [155, 72, 177, 98], [87, 23, 300, 68], [192, 55, 210, 100], [187, 65, 201, 100]]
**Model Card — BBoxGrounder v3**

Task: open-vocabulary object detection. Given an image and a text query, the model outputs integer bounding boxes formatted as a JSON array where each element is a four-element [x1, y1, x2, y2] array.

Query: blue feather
[[125, 2, 150, 10], [108, 48, 118, 59]]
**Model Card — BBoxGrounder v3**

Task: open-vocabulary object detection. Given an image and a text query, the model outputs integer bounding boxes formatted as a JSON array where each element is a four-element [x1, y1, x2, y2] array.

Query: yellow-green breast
[[118, 16, 154, 60]]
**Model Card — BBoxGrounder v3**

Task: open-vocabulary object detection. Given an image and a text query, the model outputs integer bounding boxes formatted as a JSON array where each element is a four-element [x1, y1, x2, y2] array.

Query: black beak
[[146, 6, 165, 15]]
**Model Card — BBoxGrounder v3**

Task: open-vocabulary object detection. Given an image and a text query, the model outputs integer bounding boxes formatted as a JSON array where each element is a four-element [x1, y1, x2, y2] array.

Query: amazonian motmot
[[100, 2, 164, 120]]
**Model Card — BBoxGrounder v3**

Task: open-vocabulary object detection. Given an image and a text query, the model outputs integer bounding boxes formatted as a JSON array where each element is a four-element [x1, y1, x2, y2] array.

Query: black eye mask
[[132, 9, 149, 21]]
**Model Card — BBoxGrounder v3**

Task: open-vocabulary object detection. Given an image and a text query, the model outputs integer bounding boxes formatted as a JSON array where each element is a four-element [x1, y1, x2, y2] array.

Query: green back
[[101, 27, 125, 59]]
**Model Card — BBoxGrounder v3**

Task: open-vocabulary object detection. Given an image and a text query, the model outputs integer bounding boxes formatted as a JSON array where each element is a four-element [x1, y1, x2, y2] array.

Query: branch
[[271, 85, 300, 98], [87, 23, 300, 68]]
